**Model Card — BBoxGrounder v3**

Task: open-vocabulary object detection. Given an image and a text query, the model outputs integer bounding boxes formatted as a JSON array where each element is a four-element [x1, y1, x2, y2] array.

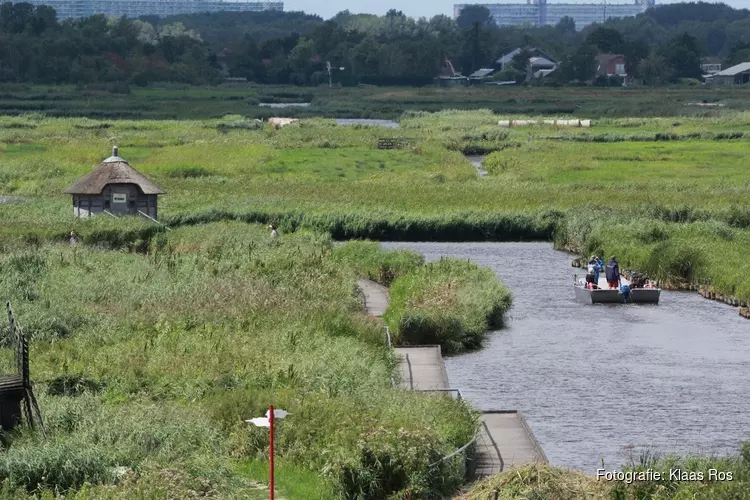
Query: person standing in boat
[[605, 256, 620, 289], [587, 256, 601, 285]]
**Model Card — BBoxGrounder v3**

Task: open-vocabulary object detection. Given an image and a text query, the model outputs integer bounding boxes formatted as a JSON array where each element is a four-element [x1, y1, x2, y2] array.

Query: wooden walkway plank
[[478, 411, 547, 476], [393, 345, 450, 391]]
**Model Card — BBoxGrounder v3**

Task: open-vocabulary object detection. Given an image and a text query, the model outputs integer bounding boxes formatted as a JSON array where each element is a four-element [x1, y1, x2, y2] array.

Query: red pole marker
[[269, 404, 274, 500]]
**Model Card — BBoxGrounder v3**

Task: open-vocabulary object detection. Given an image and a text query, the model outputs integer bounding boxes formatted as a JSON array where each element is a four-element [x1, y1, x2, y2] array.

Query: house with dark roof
[[65, 147, 165, 219]]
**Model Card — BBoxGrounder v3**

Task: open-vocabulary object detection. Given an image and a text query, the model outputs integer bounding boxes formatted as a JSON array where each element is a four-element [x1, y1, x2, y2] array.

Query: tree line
[[0, 2, 220, 86], [1, 1, 749, 86]]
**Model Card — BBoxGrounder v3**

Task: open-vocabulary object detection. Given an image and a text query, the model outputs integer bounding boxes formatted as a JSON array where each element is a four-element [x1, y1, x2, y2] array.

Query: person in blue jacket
[[605, 256, 620, 289], [587, 256, 601, 285]]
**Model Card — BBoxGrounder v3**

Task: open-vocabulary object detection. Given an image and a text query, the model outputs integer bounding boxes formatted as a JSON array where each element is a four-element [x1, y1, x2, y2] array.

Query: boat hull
[[574, 285, 660, 304]]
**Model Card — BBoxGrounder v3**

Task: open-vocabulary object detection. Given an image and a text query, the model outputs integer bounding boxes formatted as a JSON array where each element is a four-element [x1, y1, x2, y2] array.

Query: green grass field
[[2, 108, 750, 300]]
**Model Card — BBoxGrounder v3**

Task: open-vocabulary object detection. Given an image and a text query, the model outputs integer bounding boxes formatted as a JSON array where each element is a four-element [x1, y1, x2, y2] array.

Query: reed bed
[[384, 258, 512, 354], [463, 462, 610, 500], [0, 223, 477, 498], [2, 84, 750, 120], [3, 110, 750, 303]]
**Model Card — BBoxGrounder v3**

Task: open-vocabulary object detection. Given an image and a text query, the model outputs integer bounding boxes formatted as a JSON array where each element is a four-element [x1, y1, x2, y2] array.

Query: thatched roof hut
[[65, 147, 165, 219]]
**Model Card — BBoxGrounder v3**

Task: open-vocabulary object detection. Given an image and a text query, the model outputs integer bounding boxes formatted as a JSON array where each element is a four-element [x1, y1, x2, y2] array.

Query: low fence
[[498, 119, 592, 128]]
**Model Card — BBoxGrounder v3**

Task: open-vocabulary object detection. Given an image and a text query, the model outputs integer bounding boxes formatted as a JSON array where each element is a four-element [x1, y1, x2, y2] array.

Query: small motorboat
[[573, 274, 660, 304]]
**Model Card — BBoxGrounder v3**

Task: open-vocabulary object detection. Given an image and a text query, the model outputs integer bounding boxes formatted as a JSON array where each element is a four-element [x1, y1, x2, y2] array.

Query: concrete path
[[476, 411, 548, 477], [393, 345, 450, 390], [357, 279, 389, 317]]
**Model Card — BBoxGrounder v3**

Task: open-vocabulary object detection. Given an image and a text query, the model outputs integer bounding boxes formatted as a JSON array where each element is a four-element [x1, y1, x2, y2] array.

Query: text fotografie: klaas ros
[[597, 468, 733, 483]]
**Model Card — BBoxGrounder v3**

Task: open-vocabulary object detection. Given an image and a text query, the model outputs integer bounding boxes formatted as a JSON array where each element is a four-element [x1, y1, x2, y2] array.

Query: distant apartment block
[[454, 0, 655, 30], [26, 0, 283, 20]]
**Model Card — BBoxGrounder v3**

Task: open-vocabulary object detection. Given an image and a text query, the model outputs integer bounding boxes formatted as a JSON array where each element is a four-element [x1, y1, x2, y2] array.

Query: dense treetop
[[0, 1, 749, 86]]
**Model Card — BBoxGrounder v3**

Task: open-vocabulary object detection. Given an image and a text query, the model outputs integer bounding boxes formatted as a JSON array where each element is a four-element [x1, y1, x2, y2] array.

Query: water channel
[[466, 155, 488, 177], [258, 102, 311, 108], [335, 119, 399, 128], [381, 241, 750, 472]]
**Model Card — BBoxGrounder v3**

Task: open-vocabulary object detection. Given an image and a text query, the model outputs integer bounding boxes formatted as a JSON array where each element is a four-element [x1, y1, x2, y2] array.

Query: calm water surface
[[258, 102, 311, 108], [381, 242, 750, 472], [465, 155, 488, 177], [335, 119, 399, 128]]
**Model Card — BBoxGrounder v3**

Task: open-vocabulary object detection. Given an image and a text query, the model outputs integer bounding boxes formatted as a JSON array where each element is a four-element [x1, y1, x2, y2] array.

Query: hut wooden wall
[[73, 184, 159, 219]]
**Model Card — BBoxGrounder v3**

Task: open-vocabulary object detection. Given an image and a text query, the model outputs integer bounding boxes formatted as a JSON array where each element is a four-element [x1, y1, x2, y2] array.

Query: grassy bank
[[332, 240, 424, 286], [0, 222, 477, 498], [463, 445, 750, 499], [384, 258, 512, 354]]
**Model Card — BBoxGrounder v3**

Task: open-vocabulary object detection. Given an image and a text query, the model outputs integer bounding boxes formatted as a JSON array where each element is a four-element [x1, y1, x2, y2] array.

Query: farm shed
[[64, 147, 165, 219], [711, 62, 750, 85]]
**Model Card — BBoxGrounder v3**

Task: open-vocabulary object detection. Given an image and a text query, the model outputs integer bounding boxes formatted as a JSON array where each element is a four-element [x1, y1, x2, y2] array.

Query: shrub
[[46, 375, 103, 397], [483, 151, 520, 175], [166, 166, 211, 178], [645, 240, 707, 283], [215, 115, 263, 132], [333, 241, 423, 286], [0, 439, 117, 491]]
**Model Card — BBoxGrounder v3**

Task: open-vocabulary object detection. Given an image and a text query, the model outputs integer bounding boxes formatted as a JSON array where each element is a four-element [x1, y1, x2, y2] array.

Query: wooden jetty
[[394, 345, 450, 391], [476, 411, 547, 476], [393, 345, 547, 477], [356, 278, 547, 478]]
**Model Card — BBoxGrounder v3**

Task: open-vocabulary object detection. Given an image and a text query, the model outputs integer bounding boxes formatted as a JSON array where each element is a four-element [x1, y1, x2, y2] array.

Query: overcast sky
[[284, 0, 748, 20]]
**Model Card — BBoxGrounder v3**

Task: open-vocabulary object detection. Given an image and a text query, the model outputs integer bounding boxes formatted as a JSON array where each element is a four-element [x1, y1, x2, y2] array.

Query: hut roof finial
[[113, 146, 118, 157]]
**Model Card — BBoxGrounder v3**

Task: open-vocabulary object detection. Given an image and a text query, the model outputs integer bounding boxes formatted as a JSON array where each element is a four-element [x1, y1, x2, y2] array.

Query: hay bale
[[498, 120, 511, 127], [581, 119, 592, 127], [268, 117, 299, 129], [554, 119, 579, 127]]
